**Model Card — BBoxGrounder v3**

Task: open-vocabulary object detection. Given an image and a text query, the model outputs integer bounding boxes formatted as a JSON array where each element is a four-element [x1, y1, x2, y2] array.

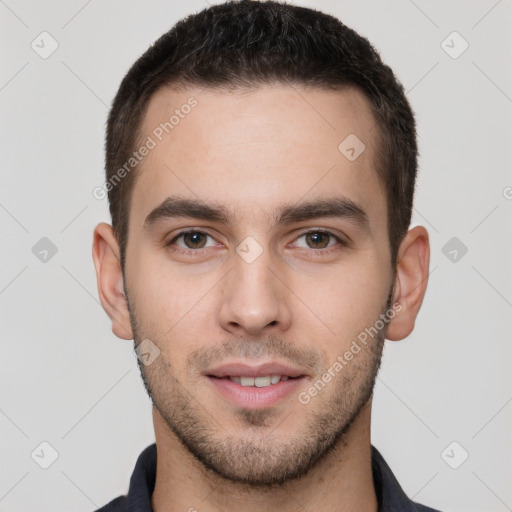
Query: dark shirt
[[94, 443, 441, 512]]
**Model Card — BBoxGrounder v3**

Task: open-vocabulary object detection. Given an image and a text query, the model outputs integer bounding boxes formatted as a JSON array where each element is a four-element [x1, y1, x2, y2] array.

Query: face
[[123, 84, 395, 485]]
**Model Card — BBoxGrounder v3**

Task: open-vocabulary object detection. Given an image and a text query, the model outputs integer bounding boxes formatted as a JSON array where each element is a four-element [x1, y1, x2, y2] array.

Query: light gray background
[[1, 1, 511, 511]]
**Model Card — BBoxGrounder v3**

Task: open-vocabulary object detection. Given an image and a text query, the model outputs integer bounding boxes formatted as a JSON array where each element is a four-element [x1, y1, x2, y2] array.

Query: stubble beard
[[126, 289, 391, 488]]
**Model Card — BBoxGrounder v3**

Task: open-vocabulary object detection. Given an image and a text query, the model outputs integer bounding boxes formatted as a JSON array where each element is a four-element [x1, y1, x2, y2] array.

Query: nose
[[218, 245, 292, 337]]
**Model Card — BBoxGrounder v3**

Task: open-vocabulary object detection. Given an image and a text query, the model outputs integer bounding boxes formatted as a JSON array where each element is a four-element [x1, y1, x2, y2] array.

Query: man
[[92, 1, 437, 510]]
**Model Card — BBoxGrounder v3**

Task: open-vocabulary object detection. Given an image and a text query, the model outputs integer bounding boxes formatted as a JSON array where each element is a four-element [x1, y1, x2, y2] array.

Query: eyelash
[[166, 229, 347, 257]]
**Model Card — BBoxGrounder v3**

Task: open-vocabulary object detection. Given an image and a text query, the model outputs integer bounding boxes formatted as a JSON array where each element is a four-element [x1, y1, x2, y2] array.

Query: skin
[[92, 84, 430, 512]]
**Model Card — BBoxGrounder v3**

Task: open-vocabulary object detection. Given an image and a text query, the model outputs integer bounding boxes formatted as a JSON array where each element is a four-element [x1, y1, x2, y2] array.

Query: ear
[[92, 222, 133, 340], [386, 225, 430, 341]]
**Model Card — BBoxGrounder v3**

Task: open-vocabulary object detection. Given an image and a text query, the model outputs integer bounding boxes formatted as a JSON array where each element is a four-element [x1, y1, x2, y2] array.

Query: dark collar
[[95, 443, 440, 512]]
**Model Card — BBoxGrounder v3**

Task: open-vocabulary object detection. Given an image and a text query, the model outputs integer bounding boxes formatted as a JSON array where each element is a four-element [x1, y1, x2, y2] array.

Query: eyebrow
[[143, 195, 370, 232]]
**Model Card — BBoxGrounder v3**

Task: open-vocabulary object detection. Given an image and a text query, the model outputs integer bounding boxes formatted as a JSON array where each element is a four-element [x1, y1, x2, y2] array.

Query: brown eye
[[167, 230, 217, 253], [304, 231, 331, 249], [182, 231, 208, 249], [294, 230, 343, 252]]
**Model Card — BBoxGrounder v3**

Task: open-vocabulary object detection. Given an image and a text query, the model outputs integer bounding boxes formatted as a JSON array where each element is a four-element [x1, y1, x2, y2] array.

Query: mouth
[[208, 374, 299, 387], [204, 362, 309, 409]]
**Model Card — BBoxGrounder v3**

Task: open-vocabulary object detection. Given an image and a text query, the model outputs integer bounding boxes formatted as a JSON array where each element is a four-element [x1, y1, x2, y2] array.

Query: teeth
[[255, 376, 271, 387], [229, 375, 286, 387], [240, 376, 255, 386]]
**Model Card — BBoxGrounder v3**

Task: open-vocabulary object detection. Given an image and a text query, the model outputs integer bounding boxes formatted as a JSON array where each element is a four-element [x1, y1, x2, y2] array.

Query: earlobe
[[92, 222, 133, 340], [385, 225, 430, 342]]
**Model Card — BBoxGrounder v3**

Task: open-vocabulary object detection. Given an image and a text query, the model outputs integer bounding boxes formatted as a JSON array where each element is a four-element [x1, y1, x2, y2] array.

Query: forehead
[[131, 84, 386, 234]]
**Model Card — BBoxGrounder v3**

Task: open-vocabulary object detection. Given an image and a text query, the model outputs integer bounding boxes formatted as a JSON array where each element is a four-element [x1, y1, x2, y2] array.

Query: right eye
[[166, 230, 219, 255]]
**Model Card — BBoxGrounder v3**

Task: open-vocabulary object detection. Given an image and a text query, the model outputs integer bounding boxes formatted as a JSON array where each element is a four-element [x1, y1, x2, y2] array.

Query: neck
[[151, 402, 378, 512]]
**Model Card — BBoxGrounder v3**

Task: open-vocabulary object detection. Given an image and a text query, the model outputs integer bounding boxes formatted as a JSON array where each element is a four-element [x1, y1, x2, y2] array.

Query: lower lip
[[206, 376, 306, 409]]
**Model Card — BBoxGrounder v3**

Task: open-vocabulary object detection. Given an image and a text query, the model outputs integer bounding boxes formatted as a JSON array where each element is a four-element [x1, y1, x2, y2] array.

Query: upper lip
[[205, 362, 308, 378]]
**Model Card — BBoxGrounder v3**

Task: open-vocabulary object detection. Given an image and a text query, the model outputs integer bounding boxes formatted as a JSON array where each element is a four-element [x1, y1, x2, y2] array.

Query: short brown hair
[[105, 0, 417, 269]]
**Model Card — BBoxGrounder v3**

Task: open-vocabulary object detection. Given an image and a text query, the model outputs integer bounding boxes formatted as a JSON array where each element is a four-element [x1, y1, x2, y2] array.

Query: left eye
[[293, 230, 342, 250]]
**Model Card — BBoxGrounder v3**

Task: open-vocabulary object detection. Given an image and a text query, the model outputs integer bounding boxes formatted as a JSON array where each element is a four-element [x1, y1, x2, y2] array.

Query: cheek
[[129, 250, 181, 308], [292, 258, 388, 344], [127, 252, 219, 341]]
